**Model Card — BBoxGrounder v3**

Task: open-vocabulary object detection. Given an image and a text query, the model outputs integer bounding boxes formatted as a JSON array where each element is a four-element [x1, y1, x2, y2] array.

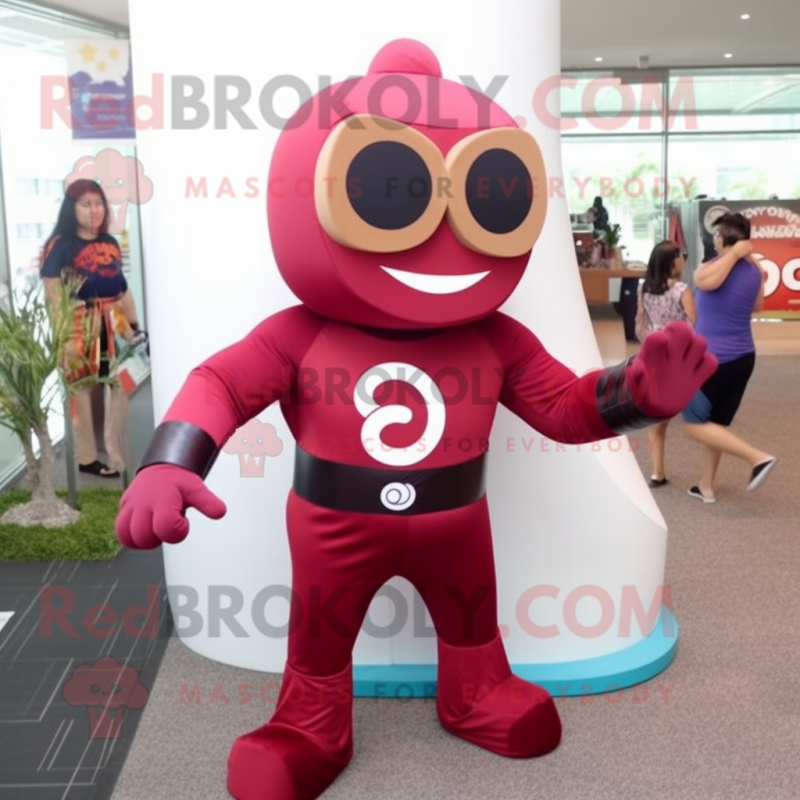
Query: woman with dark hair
[[589, 195, 610, 233], [40, 178, 146, 478], [635, 240, 696, 486], [682, 214, 777, 502]]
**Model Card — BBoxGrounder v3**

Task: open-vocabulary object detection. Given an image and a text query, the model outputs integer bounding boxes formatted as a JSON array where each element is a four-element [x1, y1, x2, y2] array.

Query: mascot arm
[[487, 314, 716, 443], [116, 307, 324, 549], [138, 306, 325, 478]]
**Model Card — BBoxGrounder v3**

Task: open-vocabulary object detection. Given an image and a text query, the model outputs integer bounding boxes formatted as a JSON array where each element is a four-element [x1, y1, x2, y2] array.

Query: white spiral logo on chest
[[354, 362, 445, 467]]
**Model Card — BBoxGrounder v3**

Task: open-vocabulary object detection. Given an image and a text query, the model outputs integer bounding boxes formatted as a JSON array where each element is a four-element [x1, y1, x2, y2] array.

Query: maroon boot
[[436, 631, 562, 757], [227, 661, 353, 800]]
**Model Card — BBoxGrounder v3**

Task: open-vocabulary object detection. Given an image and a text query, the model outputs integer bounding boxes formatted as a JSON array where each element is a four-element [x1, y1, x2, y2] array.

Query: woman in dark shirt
[[589, 195, 610, 234], [41, 179, 144, 478]]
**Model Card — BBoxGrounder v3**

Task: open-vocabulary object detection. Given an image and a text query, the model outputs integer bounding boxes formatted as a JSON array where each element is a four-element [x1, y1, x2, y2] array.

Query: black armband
[[138, 421, 220, 479], [595, 359, 664, 435]]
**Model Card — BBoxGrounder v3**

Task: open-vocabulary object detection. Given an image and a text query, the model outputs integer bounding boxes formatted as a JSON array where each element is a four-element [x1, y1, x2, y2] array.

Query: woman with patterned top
[[636, 241, 696, 486], [40, 179, 147, 478]]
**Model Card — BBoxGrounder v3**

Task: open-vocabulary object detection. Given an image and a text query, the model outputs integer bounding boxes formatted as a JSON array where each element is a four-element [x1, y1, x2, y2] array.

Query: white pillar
[[130, 0, 672, 690]]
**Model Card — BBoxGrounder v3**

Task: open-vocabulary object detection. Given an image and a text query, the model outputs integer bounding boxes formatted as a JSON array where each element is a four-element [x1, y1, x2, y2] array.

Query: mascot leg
[[435, 633, 561, 757], [227, 661, 353, 800], [405, 498, 562, 758], [228, 492, 394, 800]]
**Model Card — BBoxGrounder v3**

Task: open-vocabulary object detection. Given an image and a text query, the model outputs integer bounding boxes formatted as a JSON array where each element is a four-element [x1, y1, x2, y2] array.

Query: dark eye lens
[[466, 149, 532, 234], [347, 142, 432, 230]]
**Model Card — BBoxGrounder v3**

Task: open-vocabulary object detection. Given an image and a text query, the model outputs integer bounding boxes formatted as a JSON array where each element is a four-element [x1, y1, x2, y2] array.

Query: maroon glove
[[628, 321, 718, 418], [116, 464, 227, 550]]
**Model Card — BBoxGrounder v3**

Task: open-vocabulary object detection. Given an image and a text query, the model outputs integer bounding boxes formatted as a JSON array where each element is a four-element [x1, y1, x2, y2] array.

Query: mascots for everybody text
[[117, 40, 716, 800]]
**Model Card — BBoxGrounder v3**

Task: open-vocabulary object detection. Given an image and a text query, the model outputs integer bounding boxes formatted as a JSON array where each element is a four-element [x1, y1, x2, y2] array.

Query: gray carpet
[[112, 357, 800, 800]]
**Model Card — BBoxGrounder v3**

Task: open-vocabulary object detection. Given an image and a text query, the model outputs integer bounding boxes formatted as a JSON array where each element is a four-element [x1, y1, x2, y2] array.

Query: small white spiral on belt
[[380, 482, 416, 511]]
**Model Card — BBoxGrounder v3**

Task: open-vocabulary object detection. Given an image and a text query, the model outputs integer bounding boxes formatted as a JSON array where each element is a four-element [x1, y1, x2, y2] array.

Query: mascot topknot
[[116, 39, 716, 800]]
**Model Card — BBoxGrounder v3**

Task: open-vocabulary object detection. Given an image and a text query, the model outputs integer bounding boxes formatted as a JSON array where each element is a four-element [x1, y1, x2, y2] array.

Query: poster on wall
[[697, 199, 800, 314], [66, 39, 134, 139]]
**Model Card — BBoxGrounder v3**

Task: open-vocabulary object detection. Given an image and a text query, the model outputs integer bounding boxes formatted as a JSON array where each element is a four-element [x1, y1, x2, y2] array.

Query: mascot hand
[[628, 321, 718, 418], [115, 464, 227, 549]]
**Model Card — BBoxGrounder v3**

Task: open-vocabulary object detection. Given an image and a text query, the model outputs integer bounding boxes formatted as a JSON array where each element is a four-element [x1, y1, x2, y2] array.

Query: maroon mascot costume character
[[117, 40, 716, 800]]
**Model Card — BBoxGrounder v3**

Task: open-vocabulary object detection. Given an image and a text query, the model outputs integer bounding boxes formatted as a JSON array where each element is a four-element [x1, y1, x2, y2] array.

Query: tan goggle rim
[[315, 116, 549, 257], [315, 114, 449, 254], [444, 128, 548, 257]]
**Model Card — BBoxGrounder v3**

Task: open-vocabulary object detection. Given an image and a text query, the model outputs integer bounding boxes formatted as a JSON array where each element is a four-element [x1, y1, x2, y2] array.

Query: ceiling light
[[724, 53, 733, 58], [740, 13, 750, 20], [595, 57, 603, 62]]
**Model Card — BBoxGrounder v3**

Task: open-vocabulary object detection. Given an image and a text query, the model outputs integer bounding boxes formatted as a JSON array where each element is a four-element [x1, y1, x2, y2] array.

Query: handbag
[[108, 305, 150, 394]]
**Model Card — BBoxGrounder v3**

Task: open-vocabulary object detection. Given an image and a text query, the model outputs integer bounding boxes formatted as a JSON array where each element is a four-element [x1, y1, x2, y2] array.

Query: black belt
[[293, 447, 487, 515]]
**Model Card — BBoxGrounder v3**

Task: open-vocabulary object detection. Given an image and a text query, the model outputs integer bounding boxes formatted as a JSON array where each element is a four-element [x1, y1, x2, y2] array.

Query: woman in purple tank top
[[636, 241, 696, 486], [682, 213, 778, 502]]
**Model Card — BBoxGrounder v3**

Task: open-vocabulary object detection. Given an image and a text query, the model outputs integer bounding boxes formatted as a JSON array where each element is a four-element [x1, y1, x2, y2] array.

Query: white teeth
[[380, 266, 490, 294]]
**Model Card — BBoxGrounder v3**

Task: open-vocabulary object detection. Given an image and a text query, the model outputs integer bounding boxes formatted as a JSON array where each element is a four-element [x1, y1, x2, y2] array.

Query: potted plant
[[602, 224, 624, 267], [0, 276, 132, 529]]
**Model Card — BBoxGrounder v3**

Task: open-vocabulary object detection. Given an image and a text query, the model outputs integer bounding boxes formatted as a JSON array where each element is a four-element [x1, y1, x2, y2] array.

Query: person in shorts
[[682, 213, 777, 503]]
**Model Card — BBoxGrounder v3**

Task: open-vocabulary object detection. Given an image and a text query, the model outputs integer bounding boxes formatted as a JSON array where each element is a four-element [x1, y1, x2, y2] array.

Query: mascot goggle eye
[[314, 115, 548, 257]]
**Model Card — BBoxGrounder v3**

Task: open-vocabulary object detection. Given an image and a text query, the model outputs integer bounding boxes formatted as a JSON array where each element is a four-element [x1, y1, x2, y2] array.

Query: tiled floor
[[0, 379, 167, 800], [0, 553, 171, 800]]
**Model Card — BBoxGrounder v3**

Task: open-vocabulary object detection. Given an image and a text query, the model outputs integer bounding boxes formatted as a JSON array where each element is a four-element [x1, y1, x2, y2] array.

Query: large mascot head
[[268, 39, 548, 329]]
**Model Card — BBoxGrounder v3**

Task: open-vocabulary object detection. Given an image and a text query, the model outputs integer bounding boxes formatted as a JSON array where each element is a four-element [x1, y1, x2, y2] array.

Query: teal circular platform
[[353, 605, 677, 698]]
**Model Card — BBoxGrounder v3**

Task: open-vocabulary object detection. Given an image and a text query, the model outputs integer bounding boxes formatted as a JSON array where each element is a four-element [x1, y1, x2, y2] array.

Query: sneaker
[[688, 486, 716, 504], [649, 477, 669, 487], [747, 457, 777, 492]]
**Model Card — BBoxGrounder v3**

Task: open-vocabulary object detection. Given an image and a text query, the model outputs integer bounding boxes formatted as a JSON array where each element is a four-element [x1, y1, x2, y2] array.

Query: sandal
[[79, 460, 120, 478], [687, 485, 716, 504]]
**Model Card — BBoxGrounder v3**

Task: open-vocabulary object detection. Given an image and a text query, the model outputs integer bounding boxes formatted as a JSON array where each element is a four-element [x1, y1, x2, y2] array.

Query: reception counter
[[579, 266, 646, 305], [579, 266, 646, 342]]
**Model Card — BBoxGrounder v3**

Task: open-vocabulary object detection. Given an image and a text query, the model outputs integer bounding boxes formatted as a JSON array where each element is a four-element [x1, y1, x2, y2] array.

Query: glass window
[[668, 68, 800, 132], [560, 72, 667, 135], [562, 135, 665, 263], [0, 3, 142, 489], [667, 133, 800, 202], [15, 222, 44, 240], [0, 6, 141, 303], [16, 177, 38, 194], [561, 66, 800, 275]]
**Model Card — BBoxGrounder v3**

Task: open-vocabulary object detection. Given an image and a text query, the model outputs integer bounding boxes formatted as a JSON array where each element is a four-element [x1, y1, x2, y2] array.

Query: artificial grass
[[0, 487, 123, 562]]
